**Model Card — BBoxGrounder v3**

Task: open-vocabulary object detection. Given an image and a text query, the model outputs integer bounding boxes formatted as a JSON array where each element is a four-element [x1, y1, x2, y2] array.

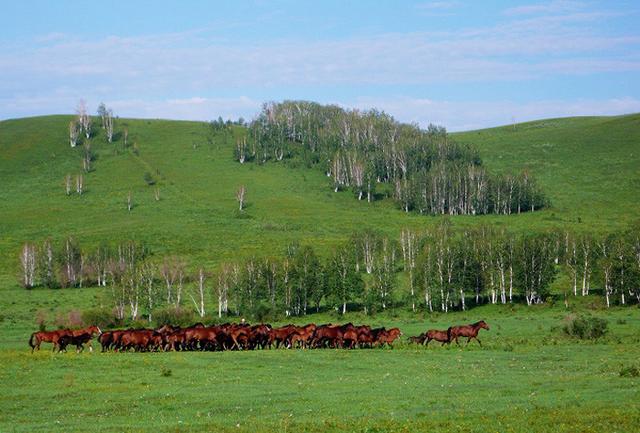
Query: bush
[[562, 314, 608, 340], [152, 307, 196, 327], [143, 172, 156, 186], [250, 302, 279, 323], [619, 365, 640, 378], [82, 308, 118, 329]]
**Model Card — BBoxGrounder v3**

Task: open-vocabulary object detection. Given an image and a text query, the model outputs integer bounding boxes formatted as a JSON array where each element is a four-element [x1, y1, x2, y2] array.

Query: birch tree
[[76, 174, 84, 195], [374, 237, 396, 310], [65, 174, 72, 195], [108, 259, 127, 320], [105, 109, 114, 143], [38, 239, 56, 288], [400, 228, 418, 311], [236, 185, 246, 211], [77, 99, 91, 139], [216, 264, 231, 318], [190, 267, 207, 317], [20, 242, 36, 288], [97, 103, 107, 129], [69, 121, 80, 147], [141, 262, 159, 322]]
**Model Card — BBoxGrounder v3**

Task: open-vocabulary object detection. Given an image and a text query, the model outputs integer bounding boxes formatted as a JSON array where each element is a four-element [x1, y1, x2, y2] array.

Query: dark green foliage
[[152, 307, 195, 327], [325, 245, 364, 314], [563, 314, 608, 339], [81, 308, 118, 328], [143, 171, 156, 185], [619, 364, 640, 378]]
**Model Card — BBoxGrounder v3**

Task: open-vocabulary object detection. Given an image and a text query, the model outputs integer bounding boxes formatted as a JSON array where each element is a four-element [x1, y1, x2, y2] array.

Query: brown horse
[[289, 324, 317, 349], [311, 325, 344, 348], [29, 325, 101, 352], [425, 329, 451, 347], [448, 320, 490, 346], [269, 325, 298, 349], [375, 328, 403, 347]]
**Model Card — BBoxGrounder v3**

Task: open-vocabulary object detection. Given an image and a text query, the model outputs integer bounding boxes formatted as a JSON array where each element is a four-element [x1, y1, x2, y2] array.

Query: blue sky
[[1, 0, 639, 130]]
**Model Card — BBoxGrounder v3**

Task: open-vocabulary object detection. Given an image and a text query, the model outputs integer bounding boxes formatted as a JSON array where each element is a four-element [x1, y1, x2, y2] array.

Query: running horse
[[28, 325, 102, 352], [447, 320, 489, 347]]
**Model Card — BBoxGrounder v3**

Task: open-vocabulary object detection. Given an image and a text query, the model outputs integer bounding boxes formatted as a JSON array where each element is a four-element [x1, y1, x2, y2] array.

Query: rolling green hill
[[1, 113, 639, 291]]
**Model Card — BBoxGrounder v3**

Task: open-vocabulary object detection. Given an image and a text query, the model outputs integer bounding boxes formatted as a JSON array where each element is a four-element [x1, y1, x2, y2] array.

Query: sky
[[1, 0, 639, 131]]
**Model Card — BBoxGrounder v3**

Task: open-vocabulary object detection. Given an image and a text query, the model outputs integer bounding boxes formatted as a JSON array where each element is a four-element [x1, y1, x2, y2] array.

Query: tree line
[[18, 224, 640, 320], [238, 101, 547, 215]]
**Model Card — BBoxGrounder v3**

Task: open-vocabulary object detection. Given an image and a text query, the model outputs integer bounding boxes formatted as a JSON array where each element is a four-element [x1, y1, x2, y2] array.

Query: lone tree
[[97, 103, 107, 129], [69, 121, 80, 147], [75, 174, 84, 195], [65, 174, 72, 195], [236, 185, 246, 211], [77, 100, 91, 139], [105, 109, 114, 143]]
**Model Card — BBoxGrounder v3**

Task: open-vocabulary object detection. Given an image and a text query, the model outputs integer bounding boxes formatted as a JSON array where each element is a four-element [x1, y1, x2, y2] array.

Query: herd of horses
[[28, 320, 489, 353]]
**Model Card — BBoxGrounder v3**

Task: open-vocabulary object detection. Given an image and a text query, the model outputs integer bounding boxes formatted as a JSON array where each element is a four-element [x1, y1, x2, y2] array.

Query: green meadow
[[1, 113, 639, 432]]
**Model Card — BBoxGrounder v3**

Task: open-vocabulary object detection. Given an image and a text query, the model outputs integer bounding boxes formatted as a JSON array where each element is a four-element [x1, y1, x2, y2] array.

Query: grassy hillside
[[1, 113, 639, 291], [455, 114, 640, 231]]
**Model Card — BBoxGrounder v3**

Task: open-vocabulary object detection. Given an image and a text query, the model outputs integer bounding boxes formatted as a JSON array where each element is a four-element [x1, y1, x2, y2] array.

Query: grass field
[[1, 303, 639, 433], [1, 113, 640, 432]]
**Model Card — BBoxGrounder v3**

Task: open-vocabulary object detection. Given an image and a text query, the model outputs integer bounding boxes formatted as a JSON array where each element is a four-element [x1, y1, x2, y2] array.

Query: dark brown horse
[[408, 333, 427, 344], [311, 325, 344, 348], [425, 329, 451, 347], [448, 320, 490, 346], [58, 333, 93, 353]]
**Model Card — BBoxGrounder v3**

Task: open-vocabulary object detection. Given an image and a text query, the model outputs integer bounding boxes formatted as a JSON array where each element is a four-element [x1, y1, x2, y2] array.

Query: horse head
[[478, 320, 490, 330]]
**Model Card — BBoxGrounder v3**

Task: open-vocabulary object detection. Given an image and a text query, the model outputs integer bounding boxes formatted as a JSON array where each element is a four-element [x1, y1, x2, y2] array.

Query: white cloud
[[503, 0, 585, 16], [0, 5, 636, 97]]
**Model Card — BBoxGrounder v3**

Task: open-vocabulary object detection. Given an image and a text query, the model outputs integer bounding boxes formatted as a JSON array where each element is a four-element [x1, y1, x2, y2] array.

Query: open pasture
[[2, 304, 640, 433]]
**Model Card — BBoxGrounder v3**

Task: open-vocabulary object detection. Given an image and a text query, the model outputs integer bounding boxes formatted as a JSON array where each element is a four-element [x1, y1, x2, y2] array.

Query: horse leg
[[476, 337, 482, 347], [466, 337, 472, 346]]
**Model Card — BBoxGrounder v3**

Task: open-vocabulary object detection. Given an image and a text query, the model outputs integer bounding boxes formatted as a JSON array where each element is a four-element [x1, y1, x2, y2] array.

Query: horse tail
[[447, 326, 453, 341], [29, 332, 38, 350]]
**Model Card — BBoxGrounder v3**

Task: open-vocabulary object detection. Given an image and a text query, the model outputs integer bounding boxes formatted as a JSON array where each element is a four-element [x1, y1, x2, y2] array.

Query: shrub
[[81, 308, 118, 329], [619, 365, 640, 378], [250, 302, 279, 323], [143, 172, 156, 186], [153, 307, 195, 327], [562, 314, 608, 340]]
